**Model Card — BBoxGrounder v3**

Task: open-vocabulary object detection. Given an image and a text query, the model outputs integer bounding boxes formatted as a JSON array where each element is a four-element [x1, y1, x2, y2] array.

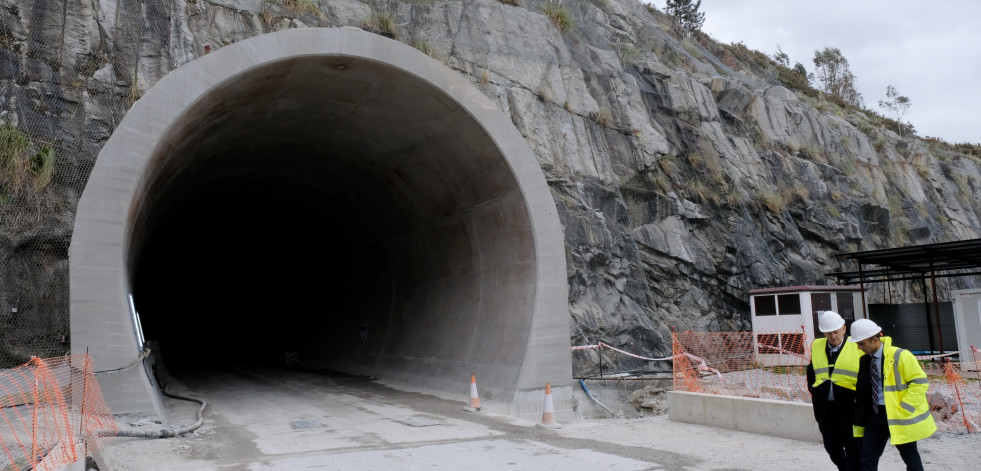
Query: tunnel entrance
[[70, 28, 571, 417], [128, 51, 534, 378]]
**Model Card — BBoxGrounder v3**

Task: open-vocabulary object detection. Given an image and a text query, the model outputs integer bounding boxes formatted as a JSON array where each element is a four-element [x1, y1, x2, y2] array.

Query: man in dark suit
[[806, 310, 862, 470], [850, 319, 936, 471]]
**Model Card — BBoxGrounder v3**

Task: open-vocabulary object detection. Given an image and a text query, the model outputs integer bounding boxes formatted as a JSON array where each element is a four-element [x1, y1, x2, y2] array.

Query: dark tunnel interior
[[131, 170, 386, 371]]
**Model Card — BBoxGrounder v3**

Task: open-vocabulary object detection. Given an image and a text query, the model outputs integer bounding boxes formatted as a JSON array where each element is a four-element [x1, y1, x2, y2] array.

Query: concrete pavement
[[92, 366, 975, 470]]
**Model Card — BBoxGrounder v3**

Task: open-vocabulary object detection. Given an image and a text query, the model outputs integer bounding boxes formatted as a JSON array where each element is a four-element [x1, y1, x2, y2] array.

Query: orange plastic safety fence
[[920, 352, 981, 435], [672, 333, 981, 435], [672, 331, 811, 402], [671, 333, 703, 393], [0, 354, 117, 470]]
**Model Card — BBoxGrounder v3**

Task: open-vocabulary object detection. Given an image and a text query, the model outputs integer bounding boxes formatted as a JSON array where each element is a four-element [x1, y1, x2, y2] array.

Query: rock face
[[1, 0, 979, 372]]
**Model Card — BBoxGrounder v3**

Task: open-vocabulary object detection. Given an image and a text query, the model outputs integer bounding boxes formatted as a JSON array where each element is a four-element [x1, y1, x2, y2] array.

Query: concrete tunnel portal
[[69, 28, 572, 417]]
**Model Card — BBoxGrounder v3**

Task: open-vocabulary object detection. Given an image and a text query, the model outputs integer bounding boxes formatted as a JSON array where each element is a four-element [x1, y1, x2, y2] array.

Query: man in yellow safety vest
[[850, 318, 936, 471], [807, 310, 863, 470]]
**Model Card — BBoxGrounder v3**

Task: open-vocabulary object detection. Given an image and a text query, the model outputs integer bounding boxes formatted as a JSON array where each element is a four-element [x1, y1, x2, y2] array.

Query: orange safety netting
[[918, 347, 981, 434], [672, 332, 981, 435], [0, 354, 117, 470], [672, 330, 811, 402]]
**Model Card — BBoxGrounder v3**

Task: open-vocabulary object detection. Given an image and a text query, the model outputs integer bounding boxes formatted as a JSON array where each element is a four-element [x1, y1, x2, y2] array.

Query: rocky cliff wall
[[1, 0, 979, 372]]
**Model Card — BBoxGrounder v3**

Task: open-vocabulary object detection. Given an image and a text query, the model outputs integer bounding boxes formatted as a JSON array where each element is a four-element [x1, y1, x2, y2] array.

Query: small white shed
[[749, 285, 868, 364]]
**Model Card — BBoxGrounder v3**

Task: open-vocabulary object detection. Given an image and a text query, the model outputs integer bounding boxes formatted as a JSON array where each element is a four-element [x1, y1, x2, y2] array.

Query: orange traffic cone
[[464, 373, 481, 411], [536, 382, 562, 429]]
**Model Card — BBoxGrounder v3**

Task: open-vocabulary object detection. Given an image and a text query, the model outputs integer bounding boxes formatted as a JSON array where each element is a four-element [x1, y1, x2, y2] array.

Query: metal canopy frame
[[828, 238, 981, 354]]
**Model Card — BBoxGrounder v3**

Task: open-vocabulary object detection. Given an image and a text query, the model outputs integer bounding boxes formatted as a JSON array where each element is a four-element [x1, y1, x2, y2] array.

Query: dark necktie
[[870, 356, 881, 414]]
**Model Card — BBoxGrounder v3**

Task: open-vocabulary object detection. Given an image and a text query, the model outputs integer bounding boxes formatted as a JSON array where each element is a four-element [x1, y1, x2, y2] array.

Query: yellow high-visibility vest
[[810, 337, 863, 390], [853, 337, 937, 444]]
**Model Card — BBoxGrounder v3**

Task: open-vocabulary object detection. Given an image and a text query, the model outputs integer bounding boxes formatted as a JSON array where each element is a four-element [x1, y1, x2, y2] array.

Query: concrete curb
[[667, 391, 822, 443]]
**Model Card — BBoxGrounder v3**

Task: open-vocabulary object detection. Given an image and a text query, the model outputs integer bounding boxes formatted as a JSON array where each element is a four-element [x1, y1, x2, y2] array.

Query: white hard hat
[[818, 311, 845, 332], [849, 319, 882, 342]]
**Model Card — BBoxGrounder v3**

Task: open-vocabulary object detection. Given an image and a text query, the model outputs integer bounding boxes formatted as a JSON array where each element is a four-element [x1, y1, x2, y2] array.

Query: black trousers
[[816, 401, 860, 471], [859, 408, 924, 471]]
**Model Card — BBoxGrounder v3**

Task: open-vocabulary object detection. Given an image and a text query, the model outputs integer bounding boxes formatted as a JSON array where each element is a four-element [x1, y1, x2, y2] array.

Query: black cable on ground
[[94, 347, 208, 438], [114, 385, 207, 438]]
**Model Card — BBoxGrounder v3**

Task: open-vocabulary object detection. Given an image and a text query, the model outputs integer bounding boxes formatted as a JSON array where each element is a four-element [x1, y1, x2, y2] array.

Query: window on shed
[[777, 294, 801, 315], [754, 295, 776, 316]]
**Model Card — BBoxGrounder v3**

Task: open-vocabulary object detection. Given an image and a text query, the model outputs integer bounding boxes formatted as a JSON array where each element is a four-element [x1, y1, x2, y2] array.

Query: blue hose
[[579, 379, 615, 415]]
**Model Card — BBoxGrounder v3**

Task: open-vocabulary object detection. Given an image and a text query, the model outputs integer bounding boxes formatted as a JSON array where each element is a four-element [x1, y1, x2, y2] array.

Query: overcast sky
[[649, 1, 981, 145]]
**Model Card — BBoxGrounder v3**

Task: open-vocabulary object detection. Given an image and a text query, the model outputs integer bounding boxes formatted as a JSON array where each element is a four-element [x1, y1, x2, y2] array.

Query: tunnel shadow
[[134, 178, 391, 375]]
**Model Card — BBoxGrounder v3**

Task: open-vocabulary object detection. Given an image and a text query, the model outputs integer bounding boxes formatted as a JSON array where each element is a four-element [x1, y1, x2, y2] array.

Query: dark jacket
[[807, 343, 858, 424], [852, 347, 876, 427]]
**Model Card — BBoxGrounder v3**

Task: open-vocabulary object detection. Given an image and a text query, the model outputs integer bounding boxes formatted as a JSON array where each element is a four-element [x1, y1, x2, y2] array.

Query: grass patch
[[413, 39, 436, 58], [915, 201, 929, 219], [827, 204, 841, 218], [780, 184, 809, 206], [592, 108, 613, 127], [361, 12, 398, 39], [615, 41, 641, 65], [758, 190, 782, 213], [0, 122, 55, 196], [282, 0, 324, 18], [542, 3, 572, 32], [260, 8, 275, 26], [128, 75, 141, 107], [681, 38, 703, 60]]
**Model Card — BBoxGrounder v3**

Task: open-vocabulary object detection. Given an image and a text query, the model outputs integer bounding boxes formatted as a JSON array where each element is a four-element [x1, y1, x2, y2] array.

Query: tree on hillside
[[665, 0, 705, 36], [773, 44, 789, 67], [773, 45, 810, 85], [878, 85, 913, 138], [812, 47, 862, 107], [793, 62, 809, 83]]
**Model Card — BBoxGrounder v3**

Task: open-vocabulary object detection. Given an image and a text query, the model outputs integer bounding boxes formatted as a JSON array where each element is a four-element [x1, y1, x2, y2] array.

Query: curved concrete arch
[[70, 27, 571, 416]]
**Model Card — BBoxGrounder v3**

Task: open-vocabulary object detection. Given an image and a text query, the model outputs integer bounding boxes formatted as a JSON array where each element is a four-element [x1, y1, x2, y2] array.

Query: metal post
[[930, 262, 944, 353], [858, 264, 868, 319], [598, 343, 603, 378], [921, 276, 936, 354]]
